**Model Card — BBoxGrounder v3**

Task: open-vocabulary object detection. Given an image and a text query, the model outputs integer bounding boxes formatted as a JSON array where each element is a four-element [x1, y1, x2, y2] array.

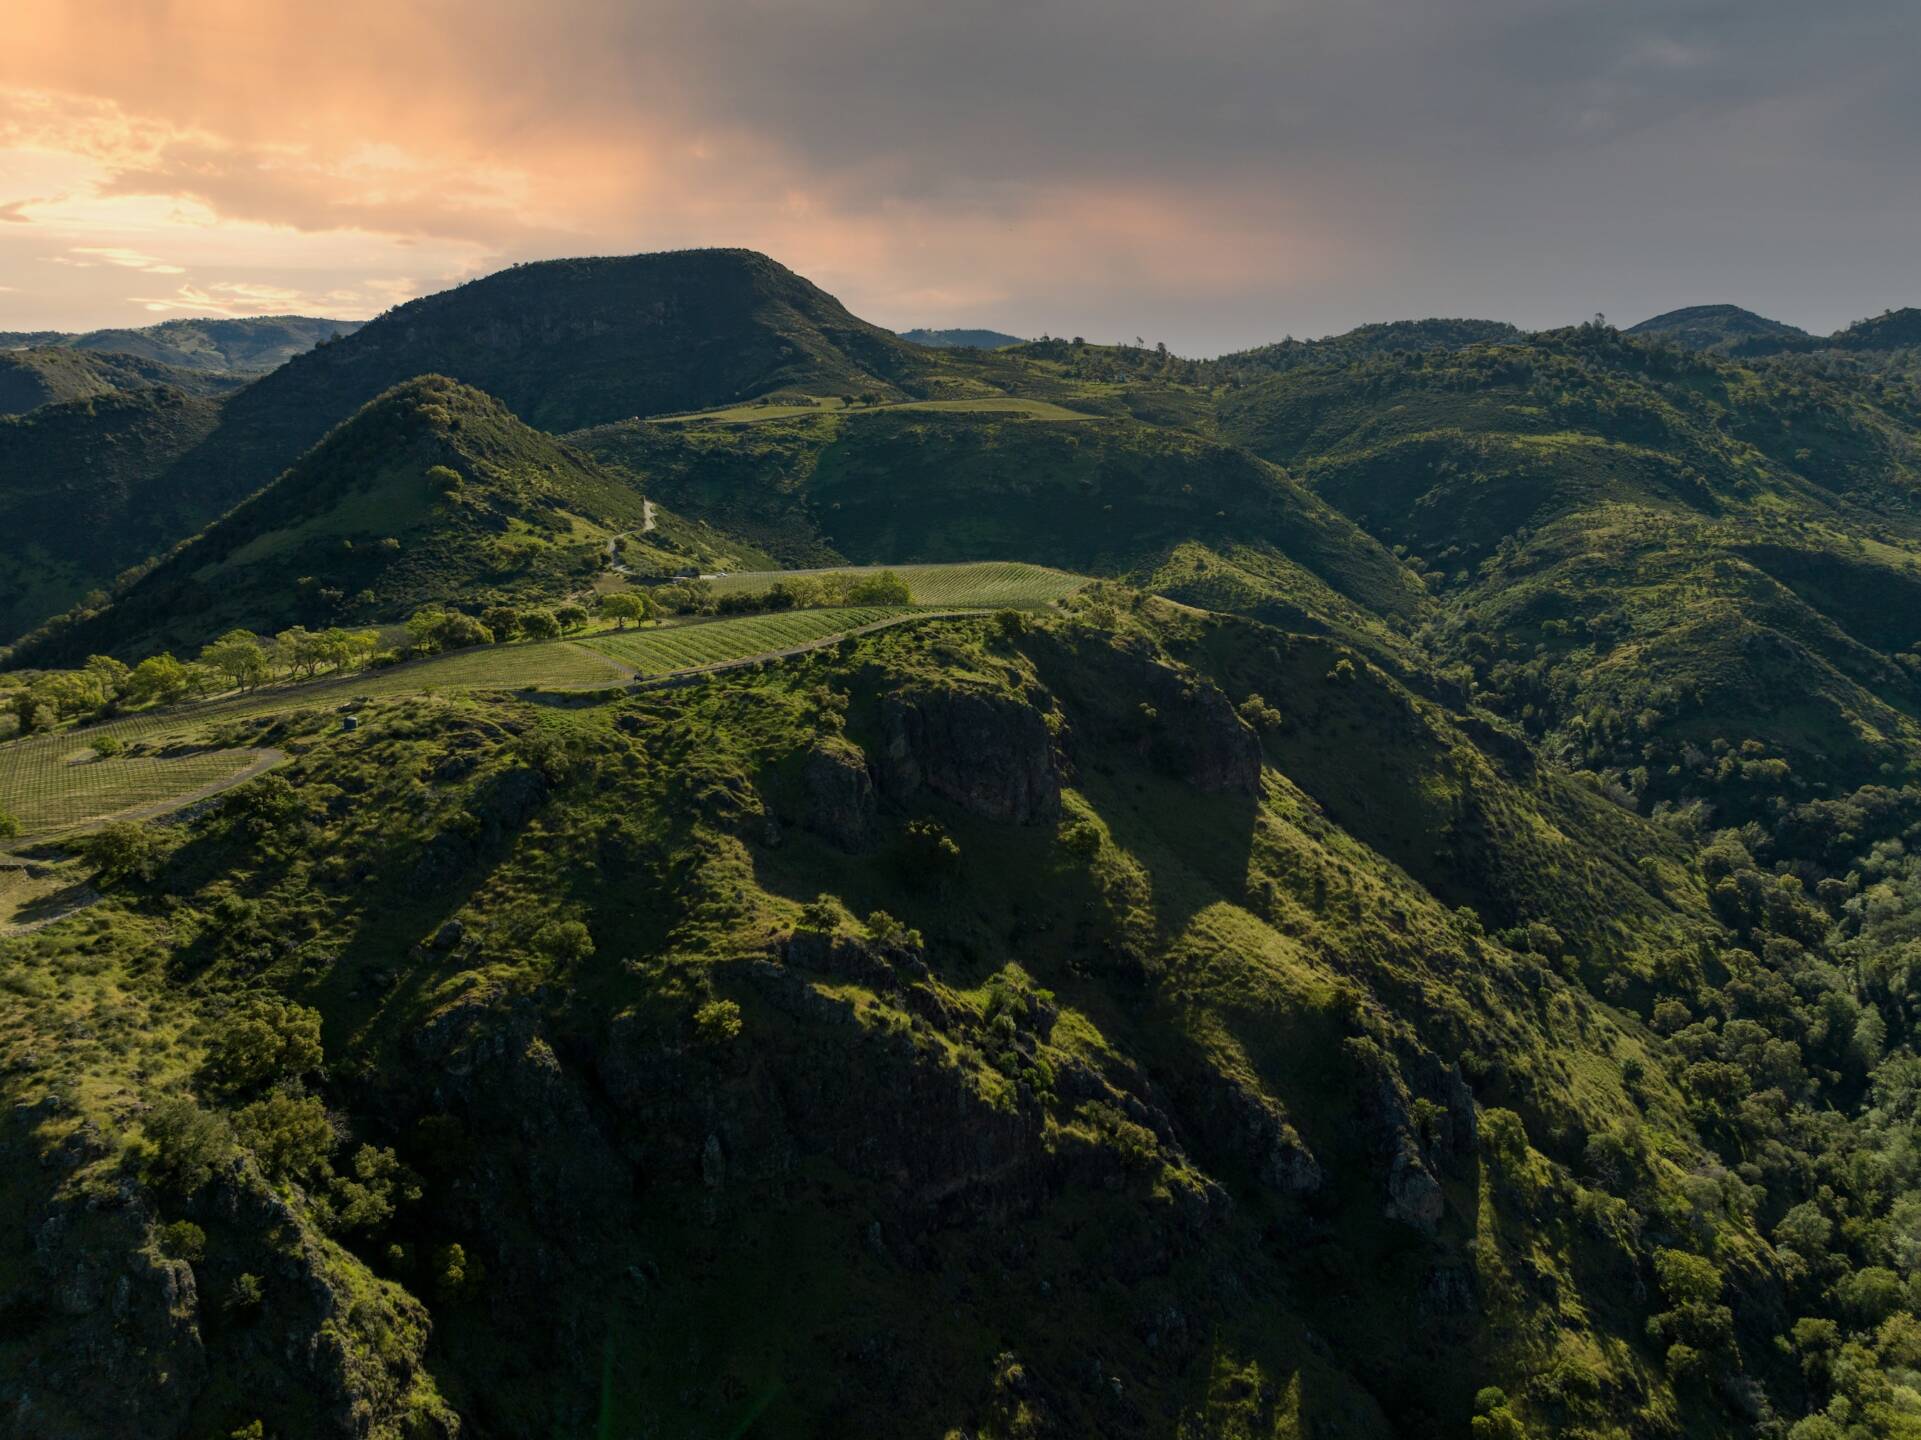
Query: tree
[[233, 1093, 336, 1183], [481, 606, 520, 641], [406, 607, 450, 654], [847, 570, 913, 605], [437, 613, 493, 650], [518, 609, 560, 642], [143, 1095, 236, 1193], [202, 997, 324, 1091], [600, 592, 647, 629], [88, 821, 160, 883], [125, 652, 193, 706], [275, 626, 324, 677], [426, 464, 462, 495], [200, 631, 271, 691], [554, 603, 589, 632]]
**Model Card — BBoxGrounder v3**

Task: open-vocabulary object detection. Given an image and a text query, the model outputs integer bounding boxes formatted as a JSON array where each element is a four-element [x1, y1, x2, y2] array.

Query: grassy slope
[[0, 348, 240, 417], [574, 406, 1432, 636], [0, 599, 1738, 1439], [15, 377, 670, 663]]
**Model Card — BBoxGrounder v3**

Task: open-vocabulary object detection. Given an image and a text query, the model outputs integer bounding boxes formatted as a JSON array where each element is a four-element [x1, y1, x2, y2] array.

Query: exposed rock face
[[1177, 1071, 1323, 1196], [878, 685, 1062, 823], [1342, 1036, 1449, 1235], [1134, 660, 1263, 795], [801, 737, 878, 849]]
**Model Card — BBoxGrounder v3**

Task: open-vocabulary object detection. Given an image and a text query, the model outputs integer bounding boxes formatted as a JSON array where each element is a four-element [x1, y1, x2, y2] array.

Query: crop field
[[705, 561, 1087, 609], [0, 639, 631, 841], [0, 744, 273, 836], [582, 606, 920, 675]]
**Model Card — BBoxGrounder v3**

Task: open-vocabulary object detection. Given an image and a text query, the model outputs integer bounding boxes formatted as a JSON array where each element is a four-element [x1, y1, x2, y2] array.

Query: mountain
[[0, 346, 242, 417], [0, 251, 950, 644], [1625, 303, 1810, 352], [0, 386, 227, 641], [16, 376, 727, 661], [0, 314, 363, 375], [899, 326, 1027, 349]]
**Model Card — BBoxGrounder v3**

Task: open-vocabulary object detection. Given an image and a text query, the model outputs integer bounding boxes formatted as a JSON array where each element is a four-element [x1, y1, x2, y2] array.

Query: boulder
[[801, 738, 878, 850]]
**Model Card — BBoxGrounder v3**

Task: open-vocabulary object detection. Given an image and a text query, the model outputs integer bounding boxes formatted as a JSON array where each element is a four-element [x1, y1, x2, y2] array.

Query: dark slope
[[1624, 303, 1809, 353], [0, 314, 363, 374], [0, 387, 226, 644], [19, 376, 662, 662], [0, 346, 241, 417]]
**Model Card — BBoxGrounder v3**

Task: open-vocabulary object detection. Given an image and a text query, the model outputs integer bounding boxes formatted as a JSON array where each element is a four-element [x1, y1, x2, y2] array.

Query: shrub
[[155, 1219, 207, 1263], [202, 997, 324, 1092], [0, 808, 17, 839], [433, 1242, 484, 1300], [143, 1095, 236, 1193], [846, 570, 912, 605], [693, 999, 743, 1045], [233, 1093, 336, 1184], [532, 919, 594, 962], [226, 1272, 264, 1312], [87, 821, 160, 883]]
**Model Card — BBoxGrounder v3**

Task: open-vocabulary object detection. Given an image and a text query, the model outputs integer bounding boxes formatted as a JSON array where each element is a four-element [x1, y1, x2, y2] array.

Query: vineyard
[[0, 639, 628, 841], [704, 561, 1086, 609], [582, 606, 921, 674]]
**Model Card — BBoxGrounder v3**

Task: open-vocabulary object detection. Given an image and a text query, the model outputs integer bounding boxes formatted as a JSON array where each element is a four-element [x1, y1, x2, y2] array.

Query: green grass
[[705, 561, 1088, 608], [581, 607, 920, 675]]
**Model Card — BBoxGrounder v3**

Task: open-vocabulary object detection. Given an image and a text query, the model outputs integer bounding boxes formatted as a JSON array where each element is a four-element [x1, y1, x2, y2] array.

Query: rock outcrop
[[878, 685, 1063, 823], [801, 737, 878, 849]]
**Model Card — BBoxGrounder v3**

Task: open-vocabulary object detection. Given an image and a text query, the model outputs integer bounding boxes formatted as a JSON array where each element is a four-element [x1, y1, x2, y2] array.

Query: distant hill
[[1625, 303, 1809, 352], [1212, 318, 1522, 378], [0, 387, 226, 642], [0, 314, 360, 375], [18, 376, 686, 662], [0, 346, 243, 418], [1820, 307, 1921, 352], [899, 327, 1026, 349]]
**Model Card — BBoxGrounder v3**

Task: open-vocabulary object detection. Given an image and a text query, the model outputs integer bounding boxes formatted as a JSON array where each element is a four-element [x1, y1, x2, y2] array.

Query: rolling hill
[[13, 262, 1921, 1440], [16, 375, 705, 662], [899, 326, 1027, 349], [0, 347, 242, 417], [0, 314, 362, 374], [1624, 303, 1810, 352]]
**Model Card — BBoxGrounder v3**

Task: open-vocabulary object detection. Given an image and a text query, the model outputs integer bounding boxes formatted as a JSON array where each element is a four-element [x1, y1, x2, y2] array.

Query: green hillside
[[575, 406, 1431, 632], [13, 260, 1921, 1440], [14, 376, 719, 662], [899, 326, 1028, 349]]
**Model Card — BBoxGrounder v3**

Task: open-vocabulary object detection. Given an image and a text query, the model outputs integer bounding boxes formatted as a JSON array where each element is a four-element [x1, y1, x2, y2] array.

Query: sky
[[1, 0, 1916, 356]]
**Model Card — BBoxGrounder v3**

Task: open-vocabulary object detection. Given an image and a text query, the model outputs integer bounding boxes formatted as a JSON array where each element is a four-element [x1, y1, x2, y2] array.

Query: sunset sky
[[3, 0, 1916, 353]]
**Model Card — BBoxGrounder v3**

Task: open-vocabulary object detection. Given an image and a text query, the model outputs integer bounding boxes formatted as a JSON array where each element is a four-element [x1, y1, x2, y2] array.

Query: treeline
[[6, 625, 383, 734]]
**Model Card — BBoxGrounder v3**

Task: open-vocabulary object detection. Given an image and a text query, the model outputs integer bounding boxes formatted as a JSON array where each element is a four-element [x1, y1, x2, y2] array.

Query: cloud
[[70, 245, 183, 273], [1, 1, 1917, 346]]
